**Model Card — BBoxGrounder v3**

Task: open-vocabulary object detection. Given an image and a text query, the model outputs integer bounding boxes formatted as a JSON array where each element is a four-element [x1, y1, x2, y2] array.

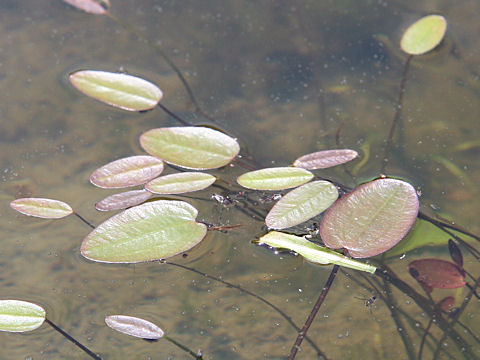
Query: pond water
[[1, 1, 479, 359]]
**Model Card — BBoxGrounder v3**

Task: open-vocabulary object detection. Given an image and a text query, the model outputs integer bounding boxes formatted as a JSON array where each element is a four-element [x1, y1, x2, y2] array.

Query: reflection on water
[[0, 1, 479, 359]]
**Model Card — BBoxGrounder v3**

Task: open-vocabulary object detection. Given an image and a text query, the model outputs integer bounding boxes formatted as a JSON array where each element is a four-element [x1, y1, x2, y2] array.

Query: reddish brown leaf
[[408, 258, 466, 290], [293, 149, 358, 170]]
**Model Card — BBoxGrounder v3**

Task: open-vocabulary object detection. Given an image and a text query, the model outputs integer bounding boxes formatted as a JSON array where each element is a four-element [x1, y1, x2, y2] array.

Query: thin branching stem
[[162, 261, 327, 359]]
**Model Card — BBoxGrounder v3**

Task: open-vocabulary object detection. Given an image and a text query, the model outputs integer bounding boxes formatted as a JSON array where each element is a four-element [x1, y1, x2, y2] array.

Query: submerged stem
[[45, 318, 102, 360], [381, 54, 413, 174], [288, 265, 339, 360]]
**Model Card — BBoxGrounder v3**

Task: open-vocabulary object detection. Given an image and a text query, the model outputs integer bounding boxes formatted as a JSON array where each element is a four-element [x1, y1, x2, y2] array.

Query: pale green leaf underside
[[401, 15, 447, 55], [10, 198, 73, 219], [237, 167, 314, 190], [81, 200, 207, 263], [0, 300, 46, 333], [140, 127, 240, 170], [258, 231, 376, 273], [69, 70, 163, 111], [266, 180, 338, 229], [146, 172, 216, 194]]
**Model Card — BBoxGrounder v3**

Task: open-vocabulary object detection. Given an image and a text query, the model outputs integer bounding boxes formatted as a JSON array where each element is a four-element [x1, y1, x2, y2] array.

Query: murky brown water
[[1, 1, 479, 359]]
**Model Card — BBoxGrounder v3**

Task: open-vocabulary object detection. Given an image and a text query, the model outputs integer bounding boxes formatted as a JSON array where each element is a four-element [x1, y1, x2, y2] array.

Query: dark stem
[[106, 13, 209, 120], [157, 103, 193, 126], [288, 265, 339, 360], [418, 316, 435, 360], [74, 212, 95, 229], [44, 318, 102, 360], [382, 280, 416, 360], [163, 261, 327, 359], [381, 54, 413, 174], [418, 211, 480, 243], [162, 334, 203, 359]]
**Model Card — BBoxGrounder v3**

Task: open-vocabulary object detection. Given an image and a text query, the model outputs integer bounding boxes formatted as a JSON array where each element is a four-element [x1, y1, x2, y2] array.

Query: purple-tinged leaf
[[408, 258, 466, 291], [448, 239, 463, 268], [90, 155, 164, 189], [145, 172, 216, 194], [293, 149, 358, 170], [10, 198, 73, 219], [95, 190, 153, 212], [105, 315, 164, 340], [320, 178, 419, 258], [437, 296, 455, 312], [62, 0, 109, 15]]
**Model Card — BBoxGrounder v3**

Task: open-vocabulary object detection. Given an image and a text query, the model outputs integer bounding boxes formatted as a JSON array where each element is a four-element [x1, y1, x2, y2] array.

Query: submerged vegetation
[[2, 1, 479, 359]]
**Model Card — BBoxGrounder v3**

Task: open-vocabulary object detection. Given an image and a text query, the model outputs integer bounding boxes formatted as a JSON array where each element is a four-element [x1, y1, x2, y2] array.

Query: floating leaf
[[437, 296, 456, 312], [90, 156, 164, 189], [95, 190, 153, 212], [145, 172, 216, 194], [257, 231, 376, 273], [408, 258, 465, 291], [69, 70, 163, 111], [81, 200, 207, 263], [265, 180, 338, 229], [10, 198, 73, 219], [293, 149, 358, 170], [400, 15, 447, 55], [140, 127, 240, 170], [105, 315, 164, 340], [0, 300, 45, 333], [62, 0, 110, 14], [320, 178, 419, 258], [237, 167, 313, 191]]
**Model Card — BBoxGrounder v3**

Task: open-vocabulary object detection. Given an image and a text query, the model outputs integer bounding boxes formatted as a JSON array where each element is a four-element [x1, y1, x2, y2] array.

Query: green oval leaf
[[265, 180, 338, 229], [320, 178, 419, 258], [400, 15, 447, 55], [293, 149, 358, 170], [0, 300, 45, 333], [145, 172, 216, 194], [140, 127, 240, 170], [237, 167, 313, 191], [81, 200, 207, 263], [95, 190, 153, 212], [69, 70, 163, 111], [90, 156, 164, 189], [10, 198, 73, 219], [257, 231, 376, 273], [105, 315, 164, 340], [62, 0, 110, 14]]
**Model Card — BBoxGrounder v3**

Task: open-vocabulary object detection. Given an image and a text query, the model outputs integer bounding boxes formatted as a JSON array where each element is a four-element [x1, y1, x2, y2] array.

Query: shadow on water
[[0, 1, 479, 359]]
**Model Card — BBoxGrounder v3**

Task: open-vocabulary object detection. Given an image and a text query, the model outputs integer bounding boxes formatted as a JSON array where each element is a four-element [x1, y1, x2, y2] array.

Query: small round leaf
[[293, 149, 358, 170], [401, 15, 447, 55], [145, 172, 216, 194], [95, 190, 153, 212], [320, 178, 419, 258], [140, 127, 240, 170], [105, 315, 164, 340], [10, 198, 73, 219], [0, 300, 45, 333], [81, 200, 207, 263], [266, 180, 338, 229], [237, 167, 313, 191], [90, 156, 164, 189], [69, 70, 163, 111]]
